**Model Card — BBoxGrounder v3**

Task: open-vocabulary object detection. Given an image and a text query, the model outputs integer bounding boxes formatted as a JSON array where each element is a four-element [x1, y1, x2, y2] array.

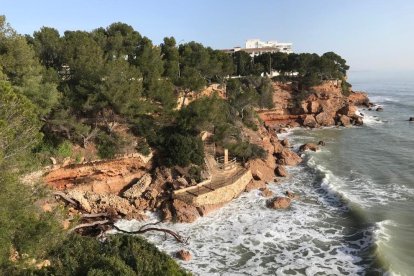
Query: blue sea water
[[118, 72, 414, 275]]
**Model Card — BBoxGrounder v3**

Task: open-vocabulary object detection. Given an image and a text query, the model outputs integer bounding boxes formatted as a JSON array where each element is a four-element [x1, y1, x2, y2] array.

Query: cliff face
[[258, 80, 370, 129]]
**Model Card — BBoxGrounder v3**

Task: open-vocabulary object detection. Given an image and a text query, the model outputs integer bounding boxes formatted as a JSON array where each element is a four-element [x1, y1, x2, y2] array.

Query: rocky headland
[[41, 80, 370, 229]]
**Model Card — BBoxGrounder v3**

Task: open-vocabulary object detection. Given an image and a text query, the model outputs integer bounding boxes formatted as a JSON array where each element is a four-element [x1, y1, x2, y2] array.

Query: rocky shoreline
[[39, 80, 371, 240]]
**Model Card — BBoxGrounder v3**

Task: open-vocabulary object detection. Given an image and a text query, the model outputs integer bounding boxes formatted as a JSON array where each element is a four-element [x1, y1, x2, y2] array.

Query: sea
[[117, 71, 414, 275]]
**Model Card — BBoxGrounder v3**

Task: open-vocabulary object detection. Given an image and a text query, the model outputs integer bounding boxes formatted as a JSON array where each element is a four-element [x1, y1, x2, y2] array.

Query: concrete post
[[224, 149, 228, 165]]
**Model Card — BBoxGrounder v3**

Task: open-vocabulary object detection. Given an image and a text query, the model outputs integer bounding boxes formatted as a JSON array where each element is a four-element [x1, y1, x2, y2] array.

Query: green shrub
[[96, 132, 120, 159], [56, 140, 72, 158], [227, 141, 266, 162], [136, 140, 151, 156], [39, 234, 189, 276], [162, 133, 204, 167], [188, 165, 202, 182]]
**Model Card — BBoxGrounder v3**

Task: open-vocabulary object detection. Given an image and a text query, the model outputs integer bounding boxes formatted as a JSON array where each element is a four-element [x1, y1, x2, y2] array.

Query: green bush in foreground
[[35, 234, 190, 276]]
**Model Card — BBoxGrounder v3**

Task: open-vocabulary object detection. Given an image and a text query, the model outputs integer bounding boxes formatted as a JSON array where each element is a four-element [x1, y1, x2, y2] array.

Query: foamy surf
[[114, 164, 382, 275]]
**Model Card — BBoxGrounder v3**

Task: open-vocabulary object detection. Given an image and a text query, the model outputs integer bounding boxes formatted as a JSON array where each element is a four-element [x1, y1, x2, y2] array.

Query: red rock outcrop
[[172, 199, 200, 223], [276, 149, 302, 166], [176, 250, 192, 261], [258, 80, 368, 129], [267, 196, 291, 209], [299, 143, 320, 152]]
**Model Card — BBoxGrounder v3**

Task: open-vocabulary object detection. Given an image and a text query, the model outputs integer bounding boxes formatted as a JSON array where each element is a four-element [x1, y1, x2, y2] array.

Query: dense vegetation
[[0, 14, 350, 274]]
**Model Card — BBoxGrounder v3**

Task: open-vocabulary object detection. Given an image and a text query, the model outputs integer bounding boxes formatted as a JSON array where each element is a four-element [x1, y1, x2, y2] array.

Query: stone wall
[[174, 169, 252, 207]]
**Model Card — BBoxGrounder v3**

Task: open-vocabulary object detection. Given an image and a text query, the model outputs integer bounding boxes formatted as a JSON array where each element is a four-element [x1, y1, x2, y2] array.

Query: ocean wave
[[369, 95, 400, 103]]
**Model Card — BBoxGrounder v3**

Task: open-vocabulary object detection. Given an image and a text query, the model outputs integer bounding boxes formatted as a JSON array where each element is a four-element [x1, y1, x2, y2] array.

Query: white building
[[222, 39, 293, 57], [245, 39, 293, 56]]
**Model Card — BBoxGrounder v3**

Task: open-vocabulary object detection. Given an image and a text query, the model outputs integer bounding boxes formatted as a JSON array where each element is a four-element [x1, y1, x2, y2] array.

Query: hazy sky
[[2, 0, 413, 72]]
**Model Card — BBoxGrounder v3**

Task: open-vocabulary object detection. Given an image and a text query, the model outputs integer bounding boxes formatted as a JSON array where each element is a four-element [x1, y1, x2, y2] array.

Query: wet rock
[[376, 107, 384, 112], [197, 203, 225, 216], [339, 115, 351, 127], [276, 149, 302, 166], [260, 187, 273, 198], [245, 180, 266, 192], [275, 166, 288, 177], [285, 191, 300, 200], [303, 115, 317, 128], [172, 199, 199, 223], [280, 138, 290, 147], [247, 158, 276, 182], [353, 116, 364, 126], [267, 196, 291, 209], [318, 141, 326, 146], [176, 250, 192, 261], [122, 173, 152, 200], [287, 121, 301, 128], [409, 117, 414, 122], [160, 201, 173, 221], [299, 143, 320, 152]]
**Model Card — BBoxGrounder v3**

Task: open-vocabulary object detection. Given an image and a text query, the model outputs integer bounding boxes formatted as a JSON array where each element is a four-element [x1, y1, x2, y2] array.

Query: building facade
[[222, 39, 293, 57]]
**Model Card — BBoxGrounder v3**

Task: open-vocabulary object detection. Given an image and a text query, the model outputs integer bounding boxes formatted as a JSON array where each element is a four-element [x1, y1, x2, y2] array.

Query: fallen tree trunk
[[112, 223, 188, 244]]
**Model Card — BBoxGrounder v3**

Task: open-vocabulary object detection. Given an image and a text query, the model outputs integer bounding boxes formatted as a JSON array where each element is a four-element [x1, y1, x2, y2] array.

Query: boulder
[[339, 115, 351, 127], [318, 141, 326, 146], [176, 250, 192, 261], [276, 149, 302, 166], [247, 158, 276, 182], [285, 191, 300, 200], [260, 187, 273, 198], [376, 107, 384, 112], [160, 201, 173, 221], [280, 138, 290, 147], [267, 196, 291, 209], [315, 112, 335, 126], [67, 190, 136, 216], [303, 115, 317, 128], [287, 121, 301, 128], [197, 203, 225, 216], [245, 180, 266, 192], [122, 173, 152, 200], [275, 166, 288, 177], [352, 116, 364, 126], [409, 117, 414, 122], [272, 139, 285, 153], [172, 199, 199, 223], [133, 198, 149, 210], [338, 104, 357, 117], [299, 143, 320, 152]]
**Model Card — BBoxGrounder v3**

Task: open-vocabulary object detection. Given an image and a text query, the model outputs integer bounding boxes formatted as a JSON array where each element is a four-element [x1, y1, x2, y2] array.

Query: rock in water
[[409, 117, 414, 122], [260, 187, 273, 198], [276, 149, 302, 166], [281, 138, 290, 147], [339, 115, 351, 127], [172, 199, 199, 223], [285, 191, 300, 200], [275, 166, 288, 177], [267, 196, 291, 209], [318, 140, 326, 146], [376, 107, 384, 112], [176, 250, 192, 261], [299, 143, 320, 152]]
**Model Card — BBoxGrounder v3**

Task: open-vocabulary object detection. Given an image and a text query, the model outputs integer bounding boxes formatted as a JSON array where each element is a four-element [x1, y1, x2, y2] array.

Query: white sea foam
[[115, 166, 379, 275]]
